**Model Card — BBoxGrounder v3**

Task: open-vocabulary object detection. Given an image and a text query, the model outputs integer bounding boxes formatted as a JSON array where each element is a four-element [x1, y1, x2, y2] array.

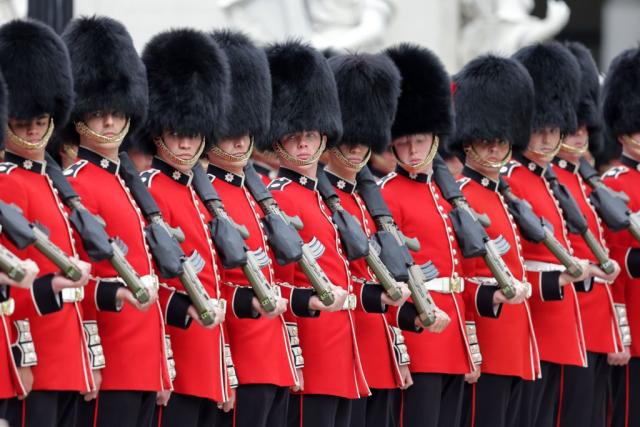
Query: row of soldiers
[[0, 14, 639, 427]]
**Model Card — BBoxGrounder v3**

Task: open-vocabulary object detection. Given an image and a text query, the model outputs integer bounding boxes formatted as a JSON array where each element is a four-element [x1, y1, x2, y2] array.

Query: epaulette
[[499, 161, 520, 177], [602, 166, 629, 179], [267, 177, 291, 192], [62, 160, 88, 178], [0, 162, 17, 175], [139, 169, 160, 188], [457, 177, 471, 190], [378, 172, 397, 189]]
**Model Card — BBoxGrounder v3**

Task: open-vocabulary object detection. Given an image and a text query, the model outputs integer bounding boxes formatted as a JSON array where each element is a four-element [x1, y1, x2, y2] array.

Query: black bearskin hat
[[260, 40, 342, 151], [0, 19, 73, 127], [601, 47, 640, 163], [329, 53, 401, 153], [448, 55, 534, 158], [383, 43, 453, 140], [141, 28, 230, 153], [61, 16, 148, 144], [211, 30, 271, 142], [512, 42, 580, 135]]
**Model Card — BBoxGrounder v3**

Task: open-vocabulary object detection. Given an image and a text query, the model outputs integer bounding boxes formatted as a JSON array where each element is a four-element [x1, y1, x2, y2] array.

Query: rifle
[[0, 200, 82, 281], [432, 155, 518, 299], [578, 158, 640, 243], [243, 163, 336, 306], [355, 166, 439, 326], [497, 177, 583, 278], [44, 153, 150, 303], [544, 166, 616, 274], [191, 165, 278, 313], [315, 169, 404, 301], [118, 153, 218, 325]]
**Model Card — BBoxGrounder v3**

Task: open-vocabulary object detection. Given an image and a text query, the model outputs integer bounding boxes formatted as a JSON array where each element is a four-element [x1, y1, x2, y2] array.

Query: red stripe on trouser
[[93, 395, 99, 427], [556, 366, 564, 427], [471, 383, 476, 427], [625, 364, 630, 427], [299, 396, 304, 427]]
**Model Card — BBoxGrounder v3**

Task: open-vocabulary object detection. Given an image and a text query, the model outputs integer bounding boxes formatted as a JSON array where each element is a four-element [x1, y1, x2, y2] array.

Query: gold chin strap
[[330, 146, 371, 171], [274, 136, 326, 166], [463, 143, 512, 169], [6, 118, 55, 150], [154, 135, 206, 167], [75, 118, 131, 146], [624, 135, 640, 149], [208, 137, 254, 163], [392, 134, 440, 173], [528, 134, 564, 160], [560, 141, 588, 155]]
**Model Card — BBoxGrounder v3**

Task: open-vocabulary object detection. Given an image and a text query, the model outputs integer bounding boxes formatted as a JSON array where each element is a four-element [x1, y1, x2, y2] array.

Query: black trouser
[[76, 398, 95, 427], [518, 361, 561, 427], [461, 373, 524, 427], [0, 398, 8, 421], [560, 351, 608, 427], [610, 357, 640, 427], [287, 394, 353, 427], [95, 390, 156, 427], [157, 392, 221, 427], [401, 373, 464, 427], [351, 388, 397, 427], [7, 390, 80, 427], [232, 384, 289, 427]]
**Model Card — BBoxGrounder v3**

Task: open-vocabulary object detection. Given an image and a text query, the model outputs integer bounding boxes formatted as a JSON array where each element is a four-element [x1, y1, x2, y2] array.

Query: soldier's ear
[[618, 135, 629, 146]]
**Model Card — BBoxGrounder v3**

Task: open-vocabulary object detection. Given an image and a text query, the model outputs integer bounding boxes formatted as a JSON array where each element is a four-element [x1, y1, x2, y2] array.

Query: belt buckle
[[141, 274, 159, 292], [75, 287, 84, 302], [450, 276, 462, 293], [0, 298, 14, 316], [342, 293, 357, 310], [210, 298, 227, 315]]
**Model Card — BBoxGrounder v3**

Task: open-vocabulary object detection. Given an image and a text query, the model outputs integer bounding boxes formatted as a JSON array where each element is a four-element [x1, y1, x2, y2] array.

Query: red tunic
[[324, 169, 404, 389], [65, 147, 172, 391], [207, 164, 297, 387], [551, 158, 624, 354], [602, 156, 640, 357], [0, 152, 93, 392], [268, 167, 370, 399], [501, 157, 587, 367], [379, 167, 475, 375], [142, 158, 230, 403], [458, 167, 540, 380], [0, 304, 23, 398]]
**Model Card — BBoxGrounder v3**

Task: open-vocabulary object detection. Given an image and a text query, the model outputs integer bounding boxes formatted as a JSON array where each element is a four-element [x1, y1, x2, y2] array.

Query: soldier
[[601, 46, 640, 427], [506, 42, 604, 427], [547, 42, 623, 427], [260, 40, 374, 427], [0, 68, 40, 418], [378, 43, 477, 427], [447, 54, 539, 427], [138, 28, 230, 426], [205, 30, 296, 427], [324, 52, 445, 427], [59, 16, 175, 427], [0, 19, 94, 427]]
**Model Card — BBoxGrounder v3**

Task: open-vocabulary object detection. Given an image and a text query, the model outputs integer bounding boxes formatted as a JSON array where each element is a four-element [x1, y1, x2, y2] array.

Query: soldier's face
[[337, 143, 369, 164], [526, 127, 561, 163], [213, 134, 251, 167], [562, 125, 589, 161], [392, 133, 434, 168], [470, 138, 510, 163], [621, 132, 640, 160], [279, 130, 323, 161], [160, 131, 203, 163], [83, 110, 128, 137], [8, 114, 51, 143]]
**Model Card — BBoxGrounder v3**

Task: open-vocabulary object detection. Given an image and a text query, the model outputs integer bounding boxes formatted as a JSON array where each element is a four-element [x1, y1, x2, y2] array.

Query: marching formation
[[0, 14, 638, 427]]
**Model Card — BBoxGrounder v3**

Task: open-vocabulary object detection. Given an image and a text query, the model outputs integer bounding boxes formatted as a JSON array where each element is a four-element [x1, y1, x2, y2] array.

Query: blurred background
[[5, 0, 639, 75]]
